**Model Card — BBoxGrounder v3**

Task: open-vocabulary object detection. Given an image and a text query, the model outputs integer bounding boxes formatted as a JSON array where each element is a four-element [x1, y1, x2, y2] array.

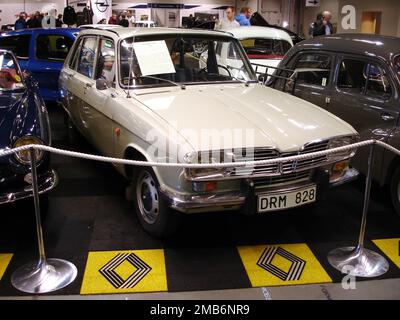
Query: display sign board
[[133, 40, 175, 76], [306, 0, 320, 7]]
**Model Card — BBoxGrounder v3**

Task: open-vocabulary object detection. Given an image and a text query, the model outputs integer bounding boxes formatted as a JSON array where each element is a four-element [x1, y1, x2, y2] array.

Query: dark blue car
[[0, 49, 56, 206], [0, 28, 79, 101]]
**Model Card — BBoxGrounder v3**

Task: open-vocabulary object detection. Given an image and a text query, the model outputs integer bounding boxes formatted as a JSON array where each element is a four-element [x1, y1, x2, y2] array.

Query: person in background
[[14, 12, 27, 30], [108, 13, 118, 25], [56, 14, 63, 28], [214, 6, 239, 30], [186, 14, 195, 28], [309, 13, 323, 38], [312, 11, 333, 37], [119, 13, 129, 27], [235, 7, 252, 26], [27, 11, 42, 28], [127, 10, 136, 27]]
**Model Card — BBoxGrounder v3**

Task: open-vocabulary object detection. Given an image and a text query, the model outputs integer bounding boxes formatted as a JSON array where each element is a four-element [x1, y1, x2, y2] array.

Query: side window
[[36, 34, 74, 61], [77, 37, 97, 78], [366, 63, 392, 99], [337, 59, 367, 94], [95, 38, 115, 85], [69, 38, 82, 70], [293, 52, 331, 87], [0, 35, 31, 59]]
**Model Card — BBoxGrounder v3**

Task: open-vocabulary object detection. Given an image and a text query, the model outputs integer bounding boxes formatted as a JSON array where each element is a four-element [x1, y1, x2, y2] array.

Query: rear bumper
[[0, 169, 57, 204]]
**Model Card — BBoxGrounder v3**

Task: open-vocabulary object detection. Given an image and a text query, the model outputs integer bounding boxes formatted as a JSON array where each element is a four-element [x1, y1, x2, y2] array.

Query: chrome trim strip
[[0, 169, 58, 205]]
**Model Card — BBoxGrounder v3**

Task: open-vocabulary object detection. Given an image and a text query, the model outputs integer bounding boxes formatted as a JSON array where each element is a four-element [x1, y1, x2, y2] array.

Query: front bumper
[[160, 167, 359, 214], [0, 169, 58, 204]]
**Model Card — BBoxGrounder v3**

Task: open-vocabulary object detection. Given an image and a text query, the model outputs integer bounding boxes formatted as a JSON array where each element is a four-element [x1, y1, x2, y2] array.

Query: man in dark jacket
[[119, 14, 129, 27], [14, 12, 27, 30], [27, 12, 42, 28], [312, 11, 333, 37]]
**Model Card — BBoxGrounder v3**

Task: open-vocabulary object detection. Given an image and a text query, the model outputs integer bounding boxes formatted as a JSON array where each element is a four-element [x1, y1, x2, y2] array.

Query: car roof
[[0, 28, 80, 37], [78, 25, 234, 39], [222, 26, 293, 45], [295, 33, 400, 62]]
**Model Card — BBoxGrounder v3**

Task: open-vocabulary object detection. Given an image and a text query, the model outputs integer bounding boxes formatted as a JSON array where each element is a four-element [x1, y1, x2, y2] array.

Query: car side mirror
[[96, 78, 108, 90]]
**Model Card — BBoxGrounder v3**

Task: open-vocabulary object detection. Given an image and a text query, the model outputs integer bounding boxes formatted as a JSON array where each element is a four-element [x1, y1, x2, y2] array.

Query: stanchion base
[[11, 258, 77, 294], [327, 246, 389, 277]]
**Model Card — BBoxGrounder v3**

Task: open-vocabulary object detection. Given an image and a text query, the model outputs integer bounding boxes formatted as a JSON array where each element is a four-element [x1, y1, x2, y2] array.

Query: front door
[[289, 51, 335, 108]]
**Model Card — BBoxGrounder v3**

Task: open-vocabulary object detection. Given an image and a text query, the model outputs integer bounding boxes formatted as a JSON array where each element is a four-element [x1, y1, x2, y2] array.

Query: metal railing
[[1, 138, 398, 293], [252, 63, 298, 94]]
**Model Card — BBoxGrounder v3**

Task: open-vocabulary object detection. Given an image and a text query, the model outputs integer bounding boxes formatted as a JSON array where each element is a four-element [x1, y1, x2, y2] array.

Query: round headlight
[[13, 136, 44, 165]]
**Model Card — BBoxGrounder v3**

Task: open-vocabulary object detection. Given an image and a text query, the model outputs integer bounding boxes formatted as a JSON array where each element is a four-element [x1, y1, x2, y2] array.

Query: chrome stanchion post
[[327, 143, 389, 277], [11, 148, 77, 293]]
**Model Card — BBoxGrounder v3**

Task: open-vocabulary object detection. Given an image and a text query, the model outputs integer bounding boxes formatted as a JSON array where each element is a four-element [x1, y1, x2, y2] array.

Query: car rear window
[[240, 38, 292, 59], [0, 35, 31, 59]]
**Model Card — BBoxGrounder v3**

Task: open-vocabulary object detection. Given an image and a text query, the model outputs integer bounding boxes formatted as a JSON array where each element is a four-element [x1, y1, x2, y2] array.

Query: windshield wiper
[[135, 75, 186, 90]]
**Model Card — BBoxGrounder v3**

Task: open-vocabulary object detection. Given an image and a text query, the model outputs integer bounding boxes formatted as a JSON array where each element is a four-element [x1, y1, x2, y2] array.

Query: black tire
[[131, 167, 182, 238], [390, 165, 400, 216]]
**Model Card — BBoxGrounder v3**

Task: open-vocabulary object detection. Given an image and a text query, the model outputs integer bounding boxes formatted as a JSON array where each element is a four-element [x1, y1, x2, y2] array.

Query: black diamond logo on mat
[[99, 253, 151, 289], [257, 246, 306, 281]]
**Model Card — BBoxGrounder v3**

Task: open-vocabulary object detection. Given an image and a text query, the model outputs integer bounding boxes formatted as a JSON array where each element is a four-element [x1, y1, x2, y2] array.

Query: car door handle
[[64, 71, 75, 78], [84, 82, 93, 88], [325, 96, 331, 104], [380, 113, 395, 121]]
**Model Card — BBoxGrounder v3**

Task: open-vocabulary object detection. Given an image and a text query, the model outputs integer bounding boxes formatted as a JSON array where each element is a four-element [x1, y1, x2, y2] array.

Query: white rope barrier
[[0, 139, 385, 168]]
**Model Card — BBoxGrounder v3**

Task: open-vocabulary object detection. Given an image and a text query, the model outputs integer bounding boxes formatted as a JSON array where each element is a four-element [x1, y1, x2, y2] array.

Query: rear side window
[[337, 59, 367, 94], [338, 59, 392, 99], [36, 34, 74, 61], [0, 35, 31, 59], [293, 52, 331, 87]]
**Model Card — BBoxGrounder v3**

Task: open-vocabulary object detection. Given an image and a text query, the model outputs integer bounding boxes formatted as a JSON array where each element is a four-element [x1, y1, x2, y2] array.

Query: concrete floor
[[1, 278, 399, 300]]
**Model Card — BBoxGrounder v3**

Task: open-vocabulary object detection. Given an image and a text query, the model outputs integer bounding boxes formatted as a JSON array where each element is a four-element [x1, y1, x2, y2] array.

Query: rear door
[[329, 55, 398, 137], [328, 55, 399, 177], [70, 35, 98, 140], [31, 32, 75, 101]]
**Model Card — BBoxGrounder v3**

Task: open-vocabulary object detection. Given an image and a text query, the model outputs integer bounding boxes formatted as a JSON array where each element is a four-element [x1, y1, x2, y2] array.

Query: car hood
[[134, 83, 356, 152]]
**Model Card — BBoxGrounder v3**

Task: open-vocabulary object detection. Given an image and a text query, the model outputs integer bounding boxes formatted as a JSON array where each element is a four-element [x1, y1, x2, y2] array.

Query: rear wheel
[[132, 168, 182, 237], [390, 165, 400, 216]]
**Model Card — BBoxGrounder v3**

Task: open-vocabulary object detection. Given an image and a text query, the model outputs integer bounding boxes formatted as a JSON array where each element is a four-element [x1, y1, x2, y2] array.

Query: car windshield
[[119, 34, 257, 88], [0, 51, 24, 91], [240, 38, 292, 59]]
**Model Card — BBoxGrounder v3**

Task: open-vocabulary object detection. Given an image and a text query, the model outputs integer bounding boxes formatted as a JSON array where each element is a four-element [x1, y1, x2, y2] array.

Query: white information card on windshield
[[133, 40, 175, 76]]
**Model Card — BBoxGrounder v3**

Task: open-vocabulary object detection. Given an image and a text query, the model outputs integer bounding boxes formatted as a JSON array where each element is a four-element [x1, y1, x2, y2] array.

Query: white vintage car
[[59, 26, 358, 237], [223, 26, 293, 76]]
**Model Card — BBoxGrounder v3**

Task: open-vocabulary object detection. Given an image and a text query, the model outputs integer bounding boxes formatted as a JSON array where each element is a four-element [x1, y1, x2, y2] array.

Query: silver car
[[59, 26, 358, 237]]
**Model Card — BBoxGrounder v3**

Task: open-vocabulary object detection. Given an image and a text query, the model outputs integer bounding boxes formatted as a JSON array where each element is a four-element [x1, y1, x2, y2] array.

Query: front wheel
[[390, 165, 400, 216], [133, 168, 182, 237]]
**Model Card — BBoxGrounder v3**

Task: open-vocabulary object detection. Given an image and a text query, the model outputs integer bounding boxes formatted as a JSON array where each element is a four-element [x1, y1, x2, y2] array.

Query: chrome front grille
[[231, 140, 329, 177], [253, 170, 312, 188]]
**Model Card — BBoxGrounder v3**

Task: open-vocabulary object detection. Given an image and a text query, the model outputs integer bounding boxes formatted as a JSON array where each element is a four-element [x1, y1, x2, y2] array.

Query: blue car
[[0, 28, 79, 102], [0, 49, 56, 206]]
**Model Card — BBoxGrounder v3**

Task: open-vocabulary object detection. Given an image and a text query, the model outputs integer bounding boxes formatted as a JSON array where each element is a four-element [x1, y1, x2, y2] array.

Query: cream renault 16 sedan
[[59, 26, 359, 237]]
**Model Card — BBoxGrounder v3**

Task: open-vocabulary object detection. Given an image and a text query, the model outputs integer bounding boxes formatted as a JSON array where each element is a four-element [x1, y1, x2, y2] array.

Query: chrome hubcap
[[136, 171, 159, 224]]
